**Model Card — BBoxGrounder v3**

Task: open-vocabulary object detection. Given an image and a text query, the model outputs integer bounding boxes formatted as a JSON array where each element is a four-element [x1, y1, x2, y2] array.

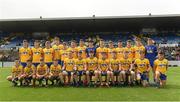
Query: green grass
[[0, 67, 180, 101]]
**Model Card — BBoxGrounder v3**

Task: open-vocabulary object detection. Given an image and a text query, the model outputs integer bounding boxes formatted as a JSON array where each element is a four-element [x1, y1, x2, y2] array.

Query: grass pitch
[[0, 67, 180, 101]]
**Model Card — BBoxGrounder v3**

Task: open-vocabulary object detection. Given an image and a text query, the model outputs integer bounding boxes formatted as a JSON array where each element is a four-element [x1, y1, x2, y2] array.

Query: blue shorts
[[57, 60, 61, 65], [77, 70, 85, 76], [160, 73, 167, 80], [21, 62, 27, 68], [46, 62, 53, 68], [67, 71, 73, 76], [33, 63, 40, 67], [101, 71, 107, 76], [140, 73, 148, 81], [61, 61, 64, 66]]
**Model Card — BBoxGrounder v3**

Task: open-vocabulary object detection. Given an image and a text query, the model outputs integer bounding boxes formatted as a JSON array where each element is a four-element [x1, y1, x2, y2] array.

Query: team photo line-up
[[6, 36, 168, 88]]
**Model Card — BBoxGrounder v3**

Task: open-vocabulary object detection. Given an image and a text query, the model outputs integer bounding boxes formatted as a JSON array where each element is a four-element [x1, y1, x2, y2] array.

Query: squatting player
[[154, 51, 168, 88], [7, 59, 23, 86]]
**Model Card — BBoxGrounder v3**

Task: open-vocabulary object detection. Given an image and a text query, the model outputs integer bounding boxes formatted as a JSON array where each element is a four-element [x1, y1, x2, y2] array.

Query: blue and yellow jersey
[[50, 64, 62, 75], [119, 58, 132, 70], [31, 47, 43, 63], [12, 65, 23, 76], [134, 58, 150, 73], [107, 48, 116, 59], [24, 65, 35, 75], [52, 44, 63, 60], [37, 64, 48, 75], [77, 46, 87, 58], [116, 47, 124, 59], [134, 46, 145, 59], [154, 59, 168, 74], [64, 58, 76, 71], [86, 57, 98, 71], [67, 47, 78, 59], [75, 59, 86, 71], [96, 47, 108, 59], [98, 59, 110, 71], [43, 48, 54, 63], [123, 47, 135, 60], [110, 58, 120, 70], [59, 49, 68, 61], [19, 47, 32, 62]]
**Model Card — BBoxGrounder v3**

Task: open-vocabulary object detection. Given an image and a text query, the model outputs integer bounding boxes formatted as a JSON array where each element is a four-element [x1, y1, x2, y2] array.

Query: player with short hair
[[116, 40, 124, 60], [21, 59, 36, 86], [67, 40, 78, 59], [43, 41, 55, 68], [59, 42, 68, 66], [52, 37, 64, 64], [36, 59, 49, 87], [62, 51, 76, 86], [96, 39, 108, 59], [119, 51, 135, 85], [7, 59, 23, 86], [85, 51, 98, 86], [107, 41, 116, 59], [19, 40, 32, 68], [134, 51, 151, 87], [77, 39, 87, 59], [154, 51, 168, 88], [124, 40, 135, 60], [49, 59, 63, 85], [31, 40, 43, 67], [109, 51, 120, 85], [74, 51, 87, 86], [86, 40, 96, 57], [134, 38, 145, 59], [145, 38, 158, 81], [97, 52, 111, 87]]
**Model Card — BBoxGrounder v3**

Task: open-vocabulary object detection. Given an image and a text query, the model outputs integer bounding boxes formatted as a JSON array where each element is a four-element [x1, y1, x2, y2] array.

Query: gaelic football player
[[7, 59, 23, 86], [74, 51, 87, 86], [134, 38, 145, 59], [19, 40, 32, 68], [86, 40, 96, 57], [31, 40, 43, 67], [67, 40, 78, 59], [62, 51, 76, 85], [22, 59, 36, 86], [59, 42, 68, 66], [119, 51, 135, 85], [134, 51, 151, 87], [77, 39, 87, 59], [52, 37, 63, 64], [154, 51, 168, 88], [96, 39, 108, 59], [36, 59, 49, 86], [109, 51, 120, 85], [124, 40, 135, 60], [43, 41, 54, 68], [49, 59, 63, 85], [85, 51, 98, 86], [107, 41, 116, 59], [97, 52, 111, 87], [116, 40, 124, 60]]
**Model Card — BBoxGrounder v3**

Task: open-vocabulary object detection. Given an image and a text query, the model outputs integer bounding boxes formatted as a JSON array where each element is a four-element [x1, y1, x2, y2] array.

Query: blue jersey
[[145, 45, 157, 66], [86, 47, 96, 57]]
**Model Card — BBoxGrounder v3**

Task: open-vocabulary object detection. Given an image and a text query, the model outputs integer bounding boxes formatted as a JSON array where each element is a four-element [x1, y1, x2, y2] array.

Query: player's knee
[[120, 71, 125, 75], [86, 71, 89, 75], [7, 76, 12, 81]]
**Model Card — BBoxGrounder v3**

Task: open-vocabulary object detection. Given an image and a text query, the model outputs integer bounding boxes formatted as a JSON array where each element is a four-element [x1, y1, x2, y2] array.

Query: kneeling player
[[134, 51, 151, 87], [86, 51, 98, 86], [36, 59, 49, 86], [74, 51, 86, 86], [109, 51, 120, 85], [154, 51, 168, 88], [62, 51, 76, 86], [22, 60, 36, 86], [119, 51, 135, 85], [7, 59, 23, 86], [49, 59, 63, 85], [97, 52, 111, 87]]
